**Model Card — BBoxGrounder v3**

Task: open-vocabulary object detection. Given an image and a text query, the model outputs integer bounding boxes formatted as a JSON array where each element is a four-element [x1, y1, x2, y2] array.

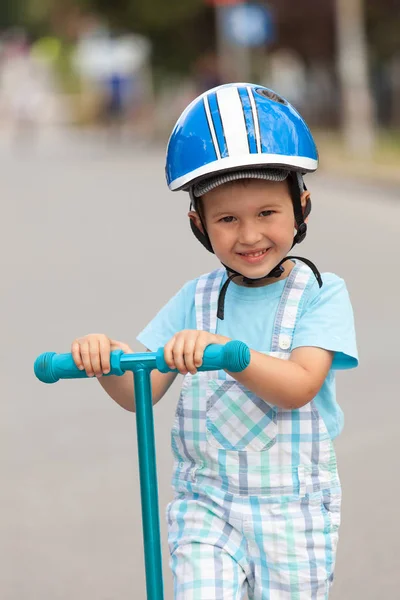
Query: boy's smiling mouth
[[236, 248, 271, 263], [238, 248, 268, 257]]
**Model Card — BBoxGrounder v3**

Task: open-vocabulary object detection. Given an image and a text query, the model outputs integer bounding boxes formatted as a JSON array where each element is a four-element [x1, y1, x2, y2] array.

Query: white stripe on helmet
[[248, 86, 261, 153], [216, 86, 249, 156], [203, 96, 221, 160]]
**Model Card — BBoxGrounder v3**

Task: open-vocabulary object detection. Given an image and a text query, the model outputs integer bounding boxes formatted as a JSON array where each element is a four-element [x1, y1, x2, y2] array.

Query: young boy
[[72, 83, 358, 599]]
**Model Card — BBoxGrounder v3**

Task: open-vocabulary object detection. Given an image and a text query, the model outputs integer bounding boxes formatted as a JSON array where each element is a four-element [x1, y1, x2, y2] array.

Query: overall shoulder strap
[[271, 263, 313, 354], [195, 268, 226, 333]]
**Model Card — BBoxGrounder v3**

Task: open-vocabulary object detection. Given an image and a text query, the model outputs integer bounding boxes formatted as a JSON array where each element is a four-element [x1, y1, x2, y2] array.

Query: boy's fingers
[[196, 332, 216, 366], [80, 341, 94, 377], [172, 335, 188, 374], [110, 339, 132, 353], [183, 337, 197, 374], [71, 340, 84, 370], [164, 336, 176, 370], [89, 338, 102, 377], [194, 337, 208, 367], [194, 344, 204, 367], [120, 344, 133, 354], [99, 337, 111, 374]]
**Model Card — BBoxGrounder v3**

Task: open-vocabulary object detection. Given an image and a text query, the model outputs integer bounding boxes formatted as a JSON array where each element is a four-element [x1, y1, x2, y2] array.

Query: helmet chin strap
[[216, 258, 287, 320], [216, 256, 322, 319]]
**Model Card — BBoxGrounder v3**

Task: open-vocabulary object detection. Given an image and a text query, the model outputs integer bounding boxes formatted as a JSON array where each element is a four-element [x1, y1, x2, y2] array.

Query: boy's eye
[[219, 211, 274, 223]]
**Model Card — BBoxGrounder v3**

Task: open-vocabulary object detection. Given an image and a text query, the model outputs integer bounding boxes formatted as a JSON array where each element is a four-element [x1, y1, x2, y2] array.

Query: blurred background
[[0, 0, 399, 171], [2, 1, 400, 600]]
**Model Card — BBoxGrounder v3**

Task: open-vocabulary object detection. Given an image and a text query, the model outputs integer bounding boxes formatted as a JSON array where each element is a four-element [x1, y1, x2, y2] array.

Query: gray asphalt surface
[[1, 130, 399, 599]]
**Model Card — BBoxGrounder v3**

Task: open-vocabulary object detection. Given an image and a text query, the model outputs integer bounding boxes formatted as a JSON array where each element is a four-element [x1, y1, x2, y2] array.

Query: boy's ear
[[188, 211, 204, 234], [301, 191, 311, 223]]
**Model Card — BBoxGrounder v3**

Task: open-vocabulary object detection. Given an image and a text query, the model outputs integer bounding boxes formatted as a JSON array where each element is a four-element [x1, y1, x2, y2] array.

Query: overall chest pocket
[[206, 374, 277, 452]]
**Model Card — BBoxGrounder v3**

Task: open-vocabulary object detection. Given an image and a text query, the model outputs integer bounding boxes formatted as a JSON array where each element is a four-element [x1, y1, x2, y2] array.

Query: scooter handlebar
[[34, 341, 250, 384]]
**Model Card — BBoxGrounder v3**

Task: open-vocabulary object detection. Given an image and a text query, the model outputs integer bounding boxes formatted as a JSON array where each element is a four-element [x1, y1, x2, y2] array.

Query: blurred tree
[[365, 0, 400, 127], [335, 0, 375, 155], [264, 0, 336, 63], [4, 0, 399, 70], [0, 4, 22, 29], [8, 0, 214, 75], [366, 0, 400, 61], [93, 0, 204, 30]]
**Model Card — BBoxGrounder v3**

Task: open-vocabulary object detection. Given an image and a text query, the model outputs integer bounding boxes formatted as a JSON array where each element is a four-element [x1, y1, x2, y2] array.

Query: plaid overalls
[[167, 264, 341, 599]]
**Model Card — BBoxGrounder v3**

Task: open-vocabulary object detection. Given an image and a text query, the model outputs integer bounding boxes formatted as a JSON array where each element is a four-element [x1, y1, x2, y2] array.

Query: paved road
[[1, 131, 399, 599]]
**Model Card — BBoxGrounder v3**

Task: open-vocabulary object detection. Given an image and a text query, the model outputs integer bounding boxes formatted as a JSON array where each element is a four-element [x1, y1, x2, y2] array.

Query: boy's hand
[[71, 334, 133, 378], [164, 330, 230, 375]]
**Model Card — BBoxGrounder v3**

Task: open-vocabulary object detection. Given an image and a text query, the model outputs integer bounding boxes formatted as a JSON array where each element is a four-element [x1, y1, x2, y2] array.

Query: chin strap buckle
[[268, 265, 285, 279], [293, 222, 307, 245]]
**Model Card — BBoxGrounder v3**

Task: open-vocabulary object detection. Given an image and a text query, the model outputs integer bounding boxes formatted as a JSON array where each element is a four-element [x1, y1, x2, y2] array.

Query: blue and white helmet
[[165, 83, 322, 317], [166, 82, 318, 192]]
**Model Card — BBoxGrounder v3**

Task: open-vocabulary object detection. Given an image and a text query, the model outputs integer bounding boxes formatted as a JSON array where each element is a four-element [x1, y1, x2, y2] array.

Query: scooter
[[34, 340, 250, 599]]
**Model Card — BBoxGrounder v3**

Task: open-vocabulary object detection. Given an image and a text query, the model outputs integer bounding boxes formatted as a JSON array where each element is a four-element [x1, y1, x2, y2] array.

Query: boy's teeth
[[242, 250, 266, 257]]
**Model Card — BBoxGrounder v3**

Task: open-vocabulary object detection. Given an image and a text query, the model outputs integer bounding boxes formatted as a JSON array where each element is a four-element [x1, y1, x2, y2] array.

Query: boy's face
[[189, 179, 309, 282]]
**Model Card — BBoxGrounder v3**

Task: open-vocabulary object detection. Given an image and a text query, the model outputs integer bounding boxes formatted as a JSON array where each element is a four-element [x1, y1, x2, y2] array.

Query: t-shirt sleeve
[[136, 280, 197, 351], [291, 274, 358, 370]]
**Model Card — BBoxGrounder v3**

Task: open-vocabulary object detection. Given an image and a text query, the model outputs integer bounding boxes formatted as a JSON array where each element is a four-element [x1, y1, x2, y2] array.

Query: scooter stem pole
[[133, 368, 164, 600]]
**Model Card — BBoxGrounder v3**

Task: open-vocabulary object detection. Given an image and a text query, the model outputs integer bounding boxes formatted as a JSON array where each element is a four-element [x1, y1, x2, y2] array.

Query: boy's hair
[[192, 169, 289, 198]]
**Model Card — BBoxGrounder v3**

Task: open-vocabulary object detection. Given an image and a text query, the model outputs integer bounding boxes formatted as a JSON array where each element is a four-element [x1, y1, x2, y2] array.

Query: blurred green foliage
[[0, 2, 22, 29], [93, 0, 205, 30], [4, 0, 206, 37], [1, 0, 399, 78], [366, 1, 400, 62], [1, 0, 214, 76]]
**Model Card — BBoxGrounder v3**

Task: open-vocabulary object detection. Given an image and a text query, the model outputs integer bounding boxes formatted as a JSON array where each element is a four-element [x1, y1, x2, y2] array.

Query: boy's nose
[[238, 223, 264, 246]]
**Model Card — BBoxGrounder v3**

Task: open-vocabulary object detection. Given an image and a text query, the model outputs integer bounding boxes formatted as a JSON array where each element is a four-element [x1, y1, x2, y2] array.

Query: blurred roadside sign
[[222, 3, 275, 47]]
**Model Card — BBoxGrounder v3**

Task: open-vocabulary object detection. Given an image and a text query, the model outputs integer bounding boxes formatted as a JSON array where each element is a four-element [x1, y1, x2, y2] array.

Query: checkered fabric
[[167, 262, 341, 599]]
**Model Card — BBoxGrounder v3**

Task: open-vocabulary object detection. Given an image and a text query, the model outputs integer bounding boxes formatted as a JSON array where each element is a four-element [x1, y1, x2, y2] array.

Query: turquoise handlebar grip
[[34, 349, 125, 383], [34, 341, 250, 383], [156, 340, 250, 373]]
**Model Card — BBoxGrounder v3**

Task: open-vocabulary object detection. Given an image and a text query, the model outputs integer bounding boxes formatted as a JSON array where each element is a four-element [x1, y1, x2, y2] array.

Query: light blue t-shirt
[[137, 270, 358, 439]]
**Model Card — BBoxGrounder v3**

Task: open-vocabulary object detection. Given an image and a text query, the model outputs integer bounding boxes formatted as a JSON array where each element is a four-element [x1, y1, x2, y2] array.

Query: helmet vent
[[255, 88, 287, 105]]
